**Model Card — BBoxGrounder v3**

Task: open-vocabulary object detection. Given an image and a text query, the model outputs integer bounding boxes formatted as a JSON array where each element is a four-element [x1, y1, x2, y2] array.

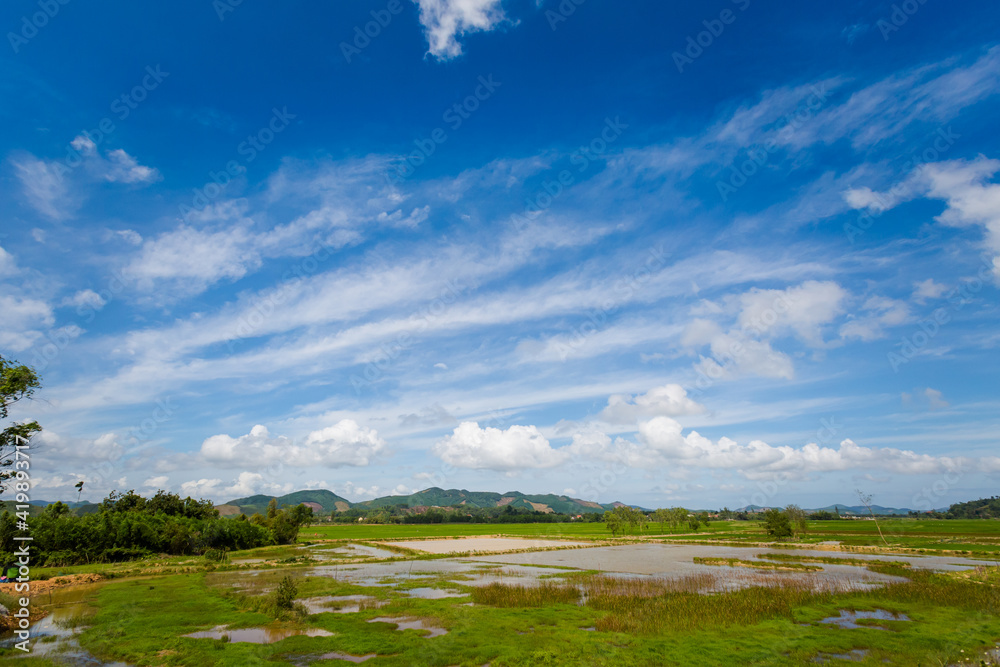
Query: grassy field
[[6, 519, 999, 665]]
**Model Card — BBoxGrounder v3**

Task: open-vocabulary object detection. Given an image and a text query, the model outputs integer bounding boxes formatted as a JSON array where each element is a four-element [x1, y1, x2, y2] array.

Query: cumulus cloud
[[626, 416, 983, 479], [200, 421, 386, 468], [599, 384, 705, 424], [143, 475, 169, 489], [180, 471, 294, 501], [34, 430, 125, 463], [0, 293, 55, 352], [683, 281, 847, 382], [413, 0, 507, 59], [433, 422, 568, 471], [64, 289, 107, 310]]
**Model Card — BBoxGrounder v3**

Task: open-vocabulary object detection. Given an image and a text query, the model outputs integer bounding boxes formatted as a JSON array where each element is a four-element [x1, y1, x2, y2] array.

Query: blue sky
[[2, 0, 999, 509]]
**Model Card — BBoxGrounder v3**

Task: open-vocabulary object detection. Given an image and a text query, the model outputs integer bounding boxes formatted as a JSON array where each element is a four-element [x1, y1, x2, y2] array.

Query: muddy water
[[383, 537, 588, 554], [820, 609, 911, 629], [298, 595, 386, 614], [464, 543, 981, 589], [367, 617, 447, 638], [0, 582, 129, 665], [307, 560, 572, 588]]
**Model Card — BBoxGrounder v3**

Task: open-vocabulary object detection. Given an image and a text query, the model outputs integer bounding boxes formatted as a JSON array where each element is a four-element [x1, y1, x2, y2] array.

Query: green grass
[[41, 562, 1000, 666], [11, 521, 1000, 666]]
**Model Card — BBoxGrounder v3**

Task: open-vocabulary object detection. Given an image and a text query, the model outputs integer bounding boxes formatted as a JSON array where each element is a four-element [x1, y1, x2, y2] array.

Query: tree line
[[0, 490, 313, 567]]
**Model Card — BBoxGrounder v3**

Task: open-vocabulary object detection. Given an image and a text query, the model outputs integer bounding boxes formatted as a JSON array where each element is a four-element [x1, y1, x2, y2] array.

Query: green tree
[[785, 504, 807, 536], [669, 507, 689, 532], [266, 498, 279, 519], [652, 508, 671, 533], [0, 356, 42, 492], [763, 508, 793, 539]]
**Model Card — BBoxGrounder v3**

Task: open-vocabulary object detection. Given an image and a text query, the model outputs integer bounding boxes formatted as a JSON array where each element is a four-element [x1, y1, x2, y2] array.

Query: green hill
[[353, 488, 618, 514], [223, 489, 350, 516]]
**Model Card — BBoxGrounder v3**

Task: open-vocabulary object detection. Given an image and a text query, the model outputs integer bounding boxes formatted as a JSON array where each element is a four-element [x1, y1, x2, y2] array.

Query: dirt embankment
[[29, 572, 106, 595]]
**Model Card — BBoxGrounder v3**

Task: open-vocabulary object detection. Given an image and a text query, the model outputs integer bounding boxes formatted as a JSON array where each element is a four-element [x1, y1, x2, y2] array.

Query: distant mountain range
[[7, 490, 946, 517], [218, 487, 624, 517]]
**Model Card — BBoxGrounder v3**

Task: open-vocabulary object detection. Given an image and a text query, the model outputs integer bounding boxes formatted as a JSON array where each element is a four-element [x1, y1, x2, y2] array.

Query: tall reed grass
[[471, 581, 580, 607]]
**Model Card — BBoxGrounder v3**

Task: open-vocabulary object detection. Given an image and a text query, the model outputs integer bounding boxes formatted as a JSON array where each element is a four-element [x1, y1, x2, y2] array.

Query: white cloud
[[180, 472, 293, 500], [627, 416, 982, 478], [126, 224, 261, 293], [736, 281, 847, 345], [924, 387, 949, 410], [34, 430, 124, 464], [116, 229, 143, 246], [103, 149, 160, 184], [843, 156, 1000, 282], [143, 475, 169, 489], [200, 421, 386, 468], [433, 422, 568, 471], [599, 384, 705, 424], [921, 157, 1000, 282], [10, 140, 159, 220], [0, 245, 17, 276], [64, 289, 107, 310], [413, 0, 507, 59], [912, 279, 948, 303], [839, 296, 911, 341], [0, 293, 55, 352], [11, 154, 71, 219]]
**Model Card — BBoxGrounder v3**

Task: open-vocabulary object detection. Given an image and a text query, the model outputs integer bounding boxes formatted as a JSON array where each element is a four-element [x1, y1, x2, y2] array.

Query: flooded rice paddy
[[382, 537, 588, 554], [4, 537, 985, 665]]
